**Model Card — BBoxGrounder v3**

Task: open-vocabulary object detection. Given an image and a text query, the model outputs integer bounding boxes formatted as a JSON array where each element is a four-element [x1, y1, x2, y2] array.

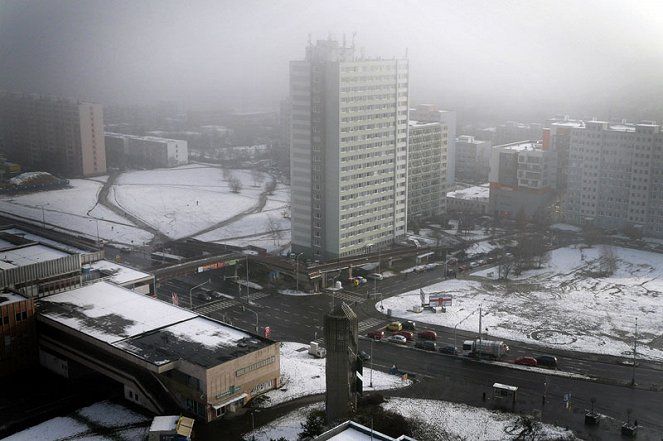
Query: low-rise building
[[105, 133, 188, 169], [0, 292, 36, 375], [446, 184, 489, 215], [37, 281, 280, 422]]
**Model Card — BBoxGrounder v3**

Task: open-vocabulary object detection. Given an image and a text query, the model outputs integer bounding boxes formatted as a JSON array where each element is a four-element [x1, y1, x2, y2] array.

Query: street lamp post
[[295, 252, 304, 292], [370, 336, 374, 387], [631, 317, 638, 386], [454, 307, 481, 350], [189, 279, 211, 309], [242, 305, 259, 333]]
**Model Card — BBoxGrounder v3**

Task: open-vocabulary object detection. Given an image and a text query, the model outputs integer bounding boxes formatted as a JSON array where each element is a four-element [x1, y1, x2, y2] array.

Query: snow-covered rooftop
[[86, 260, 152, 285], [496, 140, 541, 151], [38, 281, 271, 367], [0, 292, 28, 306], [0, 244, 69, 270], [446, 184, 489, 201], [149, 415, 179, 432]]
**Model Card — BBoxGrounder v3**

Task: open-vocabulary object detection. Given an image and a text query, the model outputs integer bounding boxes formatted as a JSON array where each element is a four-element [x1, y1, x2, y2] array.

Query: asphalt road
[[155, 261, 663, 440]]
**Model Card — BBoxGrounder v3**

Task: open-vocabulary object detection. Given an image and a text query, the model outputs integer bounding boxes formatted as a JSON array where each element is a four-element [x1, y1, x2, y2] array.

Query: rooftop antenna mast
[[352, 32, 356, 49]]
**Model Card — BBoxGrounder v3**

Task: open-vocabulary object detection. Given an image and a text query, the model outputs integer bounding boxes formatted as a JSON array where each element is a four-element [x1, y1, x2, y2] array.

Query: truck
[[308, 341, 327, 358], [462, 339, 509, 359]]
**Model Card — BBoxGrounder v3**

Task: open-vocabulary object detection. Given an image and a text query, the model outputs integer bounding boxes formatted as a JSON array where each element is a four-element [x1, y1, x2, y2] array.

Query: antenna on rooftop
[[352, 32, 356, 50]]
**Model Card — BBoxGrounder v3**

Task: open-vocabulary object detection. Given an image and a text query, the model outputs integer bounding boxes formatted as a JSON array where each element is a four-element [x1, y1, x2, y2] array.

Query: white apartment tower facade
[[290, 39, 409, 259]]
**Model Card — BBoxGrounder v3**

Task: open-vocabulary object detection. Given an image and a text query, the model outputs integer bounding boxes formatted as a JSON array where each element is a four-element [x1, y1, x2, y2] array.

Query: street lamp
[[242, 305, 259, 334], [189, 279, 211, 309], [631, 317, 638, 386], [295, 252, 304, 292], [370, 336, 374, 388], [453, 307, 481, 349]]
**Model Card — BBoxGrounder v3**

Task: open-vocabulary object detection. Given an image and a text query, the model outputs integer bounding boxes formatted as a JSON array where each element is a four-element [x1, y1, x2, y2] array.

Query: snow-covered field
[[383, 398, 577, 441], [247, 398, 576, 441], [111, 164, 268, 239], [258, 342, 410, 408], [381, 245, 663, 361], [4, 400, 150, 441], [0, 179, 153, 245]]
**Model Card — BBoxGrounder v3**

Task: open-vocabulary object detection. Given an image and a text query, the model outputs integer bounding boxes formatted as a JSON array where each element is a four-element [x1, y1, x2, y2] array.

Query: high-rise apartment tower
[[289, 39, 409, 259]]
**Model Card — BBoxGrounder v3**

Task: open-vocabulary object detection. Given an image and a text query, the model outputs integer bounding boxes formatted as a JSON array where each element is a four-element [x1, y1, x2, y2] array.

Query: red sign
[[429, 293, 452, 307], [263, 326, 271, 338]]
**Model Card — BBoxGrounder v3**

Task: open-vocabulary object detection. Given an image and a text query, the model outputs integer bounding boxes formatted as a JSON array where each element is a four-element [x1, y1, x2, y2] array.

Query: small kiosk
[[493, 382, 518, 410]]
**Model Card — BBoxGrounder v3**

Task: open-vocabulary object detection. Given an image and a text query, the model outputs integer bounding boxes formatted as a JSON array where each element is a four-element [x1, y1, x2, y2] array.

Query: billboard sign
[[429, 292, 452, 307]]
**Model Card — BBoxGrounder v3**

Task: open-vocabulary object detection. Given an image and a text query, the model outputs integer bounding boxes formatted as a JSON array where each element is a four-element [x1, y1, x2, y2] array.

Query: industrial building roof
[[0, 244, 69, 269], [0, 292, 28, 306], [38, 281, 271, 368]]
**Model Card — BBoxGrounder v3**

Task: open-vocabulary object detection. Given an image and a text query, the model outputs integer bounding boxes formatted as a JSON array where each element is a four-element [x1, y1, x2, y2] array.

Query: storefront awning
[[212, 393, 247, 410]]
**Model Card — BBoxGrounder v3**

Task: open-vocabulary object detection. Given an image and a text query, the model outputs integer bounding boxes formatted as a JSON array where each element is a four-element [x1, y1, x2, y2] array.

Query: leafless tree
[[266, 215, 283, 246], [228, 175, 242, 193], [264, 178, 277, 195]]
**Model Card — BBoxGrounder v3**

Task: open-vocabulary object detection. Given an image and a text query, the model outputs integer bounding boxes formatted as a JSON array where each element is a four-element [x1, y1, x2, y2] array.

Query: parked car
[[415, 340, 437, 351], [514, 356, 538, 367], [439, 345, 458, 355], [386, 321, 403, 332], [359, 350, 371, 361], [536, 355, 558, 369], [367, 273, 384, 280], [367, 330, 385, 340], [395, 331, 414, 341], [402, 320, 416, 331], [386, 335, 407, 345], [198, 292, 212, 301], [417, 330, 437, 341], [210, 291, 224, 299]]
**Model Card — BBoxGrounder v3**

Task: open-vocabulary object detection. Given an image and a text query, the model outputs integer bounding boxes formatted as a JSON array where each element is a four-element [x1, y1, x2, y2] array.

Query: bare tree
[[266, 215, 284, 246], [228, 175, 242, 193], [264, 178, 277, 195], [222, 167, 230, 180]]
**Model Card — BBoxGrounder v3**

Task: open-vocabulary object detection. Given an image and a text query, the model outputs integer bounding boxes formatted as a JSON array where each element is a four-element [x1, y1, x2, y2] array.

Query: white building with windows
[[289, 39, 409, 259], [563, 120, 663, 236]]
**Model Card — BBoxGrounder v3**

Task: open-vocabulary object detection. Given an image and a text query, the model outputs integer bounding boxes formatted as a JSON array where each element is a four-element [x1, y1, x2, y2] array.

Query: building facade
[[105, 133, 188, 169], [290, 39, 409, 259], [409, 105, 456, 185], [0, 293, 36, 376], [446, 184, 489, 215], [454, 135, 491, 184], [406, 120, 447, 224], [563, 121, 663, 236], [0, 91, 106, 177], [489, 141, 558, 218]]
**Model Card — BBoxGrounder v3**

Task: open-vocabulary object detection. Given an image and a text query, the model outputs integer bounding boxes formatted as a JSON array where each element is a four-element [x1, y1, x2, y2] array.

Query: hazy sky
[[2, 0, 663, 120]]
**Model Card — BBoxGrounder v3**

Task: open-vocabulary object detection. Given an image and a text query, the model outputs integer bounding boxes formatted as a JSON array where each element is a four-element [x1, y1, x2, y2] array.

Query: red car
[[367, 330, 384, 340], [417, 330, 437, 341], [514, 356, 538, 367], [394, 331, 414, 341]]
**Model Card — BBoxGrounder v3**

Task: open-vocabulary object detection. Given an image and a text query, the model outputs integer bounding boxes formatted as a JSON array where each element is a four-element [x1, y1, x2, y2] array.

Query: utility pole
[[295, 252, 304, 292], [370, 336, 374, 387], [478, 304, 482, 359], [245, 256, 250, 301], [631, 317, 638, 386], [41, 205, 46, 229]]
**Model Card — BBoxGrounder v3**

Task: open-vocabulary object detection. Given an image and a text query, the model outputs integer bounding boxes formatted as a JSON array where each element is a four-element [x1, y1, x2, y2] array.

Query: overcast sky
[[2, 0, 663, 121]]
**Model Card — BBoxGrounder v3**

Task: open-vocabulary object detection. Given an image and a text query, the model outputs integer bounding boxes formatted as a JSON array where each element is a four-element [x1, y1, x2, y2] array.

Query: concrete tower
[[324, 302, 358, 423]]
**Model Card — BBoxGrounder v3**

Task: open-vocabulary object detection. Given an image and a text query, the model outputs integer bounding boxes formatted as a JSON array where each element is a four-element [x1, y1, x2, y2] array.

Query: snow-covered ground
[[246, 398, 576, 441], [0, 179, 153, 245], [380, 245, 663, 361], [383, 398, 577, 441], [257, 342, 410, 408], [4, 400, 150, 441], [443, 219, 498, 241], [111, 164, 269, 239]]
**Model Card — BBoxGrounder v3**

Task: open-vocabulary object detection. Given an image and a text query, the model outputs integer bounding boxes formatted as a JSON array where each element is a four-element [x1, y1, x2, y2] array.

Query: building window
[[236, 356, 276, 377]]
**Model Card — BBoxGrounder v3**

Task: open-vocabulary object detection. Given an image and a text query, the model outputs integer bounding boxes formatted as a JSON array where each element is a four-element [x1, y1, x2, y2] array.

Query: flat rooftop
[[495, 140, 541, 151], [38, 281, 270, 368], [0, 244, 69, 270], [0, 292, 28, 306], [85, 260, 152, 286], [1, 227, 87, 253]]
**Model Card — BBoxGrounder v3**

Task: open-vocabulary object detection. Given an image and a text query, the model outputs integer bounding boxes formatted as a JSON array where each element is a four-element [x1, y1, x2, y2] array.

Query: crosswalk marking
[[247, 292, 271, 301], [326, 290, 365, 304], [358, 317, 386, 333], [195, 299, 238, 314]]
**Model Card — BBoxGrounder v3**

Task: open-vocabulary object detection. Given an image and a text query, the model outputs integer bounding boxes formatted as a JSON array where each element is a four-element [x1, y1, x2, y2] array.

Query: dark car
[[417, 330, 437, 341], [514, 356, 538, 367], [402, 320, 416, 331], [439, 345, 458, 355], [415, 340, 437, 351], [536, 355, 558, 369], [367, 330, 384, 340], [359, 350, 371, 361]]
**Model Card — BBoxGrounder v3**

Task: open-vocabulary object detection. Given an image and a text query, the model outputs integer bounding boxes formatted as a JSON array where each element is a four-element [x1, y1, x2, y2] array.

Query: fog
[[2, 0, 663, 121]]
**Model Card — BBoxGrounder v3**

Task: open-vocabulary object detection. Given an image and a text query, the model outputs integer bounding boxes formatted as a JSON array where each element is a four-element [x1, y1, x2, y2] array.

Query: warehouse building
[[105, 132, 188, 169]]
